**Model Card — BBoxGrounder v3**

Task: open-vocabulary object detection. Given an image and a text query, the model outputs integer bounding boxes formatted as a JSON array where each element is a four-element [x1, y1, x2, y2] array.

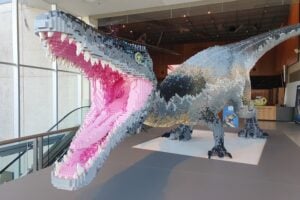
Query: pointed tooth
[[76, 164, 84, 175], [39, 32, 46, 39], [68, 37, 74, 44], [57, 162, 61, 168], [62, 59, 66, 66], [76, 48, 81, 56], [88, 158, 92, 165], [47, 31, 54, 37], [76, 42, 82, 56], [60, 33, 67, 42], [91, 59, 95, 66], [91, 57, 98, 66], [54, 170, 58, 176], [84, 51, 91, 62]]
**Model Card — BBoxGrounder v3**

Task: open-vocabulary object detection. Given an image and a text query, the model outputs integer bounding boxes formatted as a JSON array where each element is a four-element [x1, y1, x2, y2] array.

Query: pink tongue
[[71, 110, 122, 150]]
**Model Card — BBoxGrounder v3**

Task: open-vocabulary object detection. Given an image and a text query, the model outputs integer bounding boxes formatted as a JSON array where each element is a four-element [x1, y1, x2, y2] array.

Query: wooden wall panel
[[149, 3, 299, 81], [276, 3, 299, 71]]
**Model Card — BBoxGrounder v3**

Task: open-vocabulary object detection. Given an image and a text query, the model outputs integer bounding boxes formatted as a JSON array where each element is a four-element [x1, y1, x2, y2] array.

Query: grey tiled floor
[[259, 121, 300, 147], [0, 122, 299, 200]]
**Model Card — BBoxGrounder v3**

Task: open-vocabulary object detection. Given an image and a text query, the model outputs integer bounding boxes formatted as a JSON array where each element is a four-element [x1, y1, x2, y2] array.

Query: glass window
[[58, 62, 81, 73], [58, 71, 81, 129], [81, 76, 90, 121], [0, 1, 13, 62], [20, 67, 55, 136], [0, 64, 16, 140], [19, 4, 52, 68], [82, 76, 90, 106]]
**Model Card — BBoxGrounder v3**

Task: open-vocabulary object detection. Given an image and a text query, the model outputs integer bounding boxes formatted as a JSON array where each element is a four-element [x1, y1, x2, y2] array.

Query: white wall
[[0, 64, 15, 140], [19, 5, 53, 69], [285, 81, 300, 107], [288, 61, 300, 82], [285, 61, 300, 107], [0, 3, 13, 62]]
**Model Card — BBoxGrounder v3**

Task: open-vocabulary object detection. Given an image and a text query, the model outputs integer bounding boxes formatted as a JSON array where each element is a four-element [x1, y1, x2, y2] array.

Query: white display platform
[[133, 130, 266, 165]]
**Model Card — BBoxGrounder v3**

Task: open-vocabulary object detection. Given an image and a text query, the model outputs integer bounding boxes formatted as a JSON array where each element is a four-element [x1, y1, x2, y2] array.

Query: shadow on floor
[[78, 152, 189, 200]]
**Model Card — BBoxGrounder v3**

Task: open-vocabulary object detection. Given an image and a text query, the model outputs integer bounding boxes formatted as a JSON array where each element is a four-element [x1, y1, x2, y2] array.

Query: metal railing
[[47, 106, 90, 132], [0, 106, 90, 183], [0, 126, 79, 174], [0, 126, 79, 147]]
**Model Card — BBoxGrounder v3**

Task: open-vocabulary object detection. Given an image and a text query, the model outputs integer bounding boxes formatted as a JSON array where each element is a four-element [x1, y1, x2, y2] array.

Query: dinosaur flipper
[[161, 124, 193, 141]]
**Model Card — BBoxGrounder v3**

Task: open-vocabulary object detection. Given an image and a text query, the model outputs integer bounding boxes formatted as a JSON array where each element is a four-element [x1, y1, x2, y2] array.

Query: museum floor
[[0, 121, 299, 200]]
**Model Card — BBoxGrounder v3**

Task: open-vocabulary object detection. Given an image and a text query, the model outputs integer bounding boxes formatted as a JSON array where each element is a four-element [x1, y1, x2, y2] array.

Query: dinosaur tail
[[230, 23, 300, 71]]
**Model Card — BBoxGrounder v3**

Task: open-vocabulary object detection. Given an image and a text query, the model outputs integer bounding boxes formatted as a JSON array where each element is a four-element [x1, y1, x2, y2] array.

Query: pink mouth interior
[[45, 32, 153, 178]]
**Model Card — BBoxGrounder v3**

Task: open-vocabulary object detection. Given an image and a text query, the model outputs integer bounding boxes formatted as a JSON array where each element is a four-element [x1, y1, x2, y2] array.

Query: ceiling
[[98, 1, 296, 45], [23, 0, 298, 46], [24, 0, 299, 18], [24, 0, 234, 17]]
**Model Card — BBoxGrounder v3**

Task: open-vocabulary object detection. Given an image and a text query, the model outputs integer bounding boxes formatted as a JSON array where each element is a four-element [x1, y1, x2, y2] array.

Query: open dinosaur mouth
[[37, 31, 153, 189]]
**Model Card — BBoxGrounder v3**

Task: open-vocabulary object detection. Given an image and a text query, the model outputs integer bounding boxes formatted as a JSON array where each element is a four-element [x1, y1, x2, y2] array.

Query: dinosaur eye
[[135, 52, 144, 64]]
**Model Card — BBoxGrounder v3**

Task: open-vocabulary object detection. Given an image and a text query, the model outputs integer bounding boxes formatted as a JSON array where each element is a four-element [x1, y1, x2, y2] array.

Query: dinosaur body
[[34, 10, 300, 190]]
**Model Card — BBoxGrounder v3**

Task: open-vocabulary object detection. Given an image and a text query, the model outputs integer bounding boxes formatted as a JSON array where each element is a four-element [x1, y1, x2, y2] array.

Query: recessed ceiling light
[[82, 0, 102, 5], [207, 11, 211, 15], [122, 24, 126, 28], [130, 30, 133, 34]]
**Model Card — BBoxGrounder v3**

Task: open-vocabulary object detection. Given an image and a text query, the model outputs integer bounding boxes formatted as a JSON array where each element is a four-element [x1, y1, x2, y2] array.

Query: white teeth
[[68, 37, 74, 44], [87, 158, 93, 166], [102, 60, 109, 67], [76, 164, 84, 175], [90, 57, 98, 66], [61, 58, 67, 66], [76, 42, 82, 56], [54, 170, 58, 176], [84, 51, 91, 62], [63, 155, 67, 162], [60, 33, 67, 42], [47, 31, 54, 37], [54, 165, 59, 176], [39, 32, 46, 40], [97, 146, 102, 155], [111, 65, 118, 72]]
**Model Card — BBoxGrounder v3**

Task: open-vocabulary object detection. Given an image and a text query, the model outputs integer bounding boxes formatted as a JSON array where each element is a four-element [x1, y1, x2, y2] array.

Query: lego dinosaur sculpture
[[35, 10, 300, 190]]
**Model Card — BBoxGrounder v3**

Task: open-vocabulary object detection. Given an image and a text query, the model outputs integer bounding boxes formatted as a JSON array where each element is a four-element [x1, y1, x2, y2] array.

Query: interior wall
[[250, 48, 278, 76], [150, 41, 280, 80], [150, 3, 300, 81], [288, 62, 300, 82], [275, 3, 299, 71]]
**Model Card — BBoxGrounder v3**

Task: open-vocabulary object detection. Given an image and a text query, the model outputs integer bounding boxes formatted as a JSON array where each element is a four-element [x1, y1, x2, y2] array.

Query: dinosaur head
[[35, 11, 156, 190]]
